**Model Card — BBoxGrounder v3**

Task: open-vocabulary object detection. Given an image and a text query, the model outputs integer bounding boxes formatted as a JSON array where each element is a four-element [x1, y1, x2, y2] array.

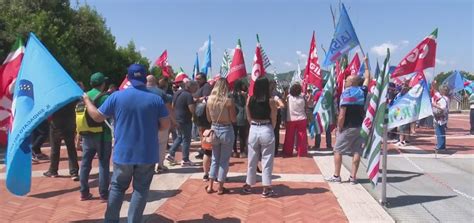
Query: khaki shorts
[[334, 127, 364, 155]]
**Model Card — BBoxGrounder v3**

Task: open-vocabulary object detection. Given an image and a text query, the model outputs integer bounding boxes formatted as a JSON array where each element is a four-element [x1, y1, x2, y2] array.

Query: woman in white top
[[282, 83, 308, 157]]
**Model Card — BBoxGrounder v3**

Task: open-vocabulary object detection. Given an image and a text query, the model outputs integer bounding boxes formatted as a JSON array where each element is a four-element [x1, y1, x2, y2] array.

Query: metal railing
[[449, 96, 470, 111]]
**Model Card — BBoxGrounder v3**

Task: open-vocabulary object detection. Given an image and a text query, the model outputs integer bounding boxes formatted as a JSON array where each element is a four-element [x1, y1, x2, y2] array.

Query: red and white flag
[[155, 50, 170, 77], [303, 31, 323, 90], [0, 38, 24, 146], [392, 29, 438, 78], [226, 39, 247, 88], [119, 76, 131, 90], [346, 53, 361, 76], [248, 42, 266, 97]]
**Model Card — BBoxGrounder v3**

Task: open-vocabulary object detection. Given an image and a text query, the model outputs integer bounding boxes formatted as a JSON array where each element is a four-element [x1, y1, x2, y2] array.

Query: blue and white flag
[[201, 35, 212, 76], [193, 52, 199, 80], [442, 70, 464, 93], [6, 33, 83, 195], [358, 53, 371, 76], [387, 79, 432, 129], [323, 3, 360, 67]]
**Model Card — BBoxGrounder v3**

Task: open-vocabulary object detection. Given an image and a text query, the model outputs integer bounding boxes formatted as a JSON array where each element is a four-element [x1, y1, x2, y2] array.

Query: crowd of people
[[27, 59, 467, 222]]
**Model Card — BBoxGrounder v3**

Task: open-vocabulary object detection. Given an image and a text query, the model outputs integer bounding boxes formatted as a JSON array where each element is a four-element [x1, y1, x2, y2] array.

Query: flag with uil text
[[323, 3, 360, 66], [201, 35, 212, 77], [6, 33, 83, 195], [312, 66, 336, 134], [365, 48, 390, 186]]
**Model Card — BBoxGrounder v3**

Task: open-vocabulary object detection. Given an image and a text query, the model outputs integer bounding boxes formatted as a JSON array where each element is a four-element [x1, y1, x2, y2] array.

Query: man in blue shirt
[[83, 64, 170, 223]]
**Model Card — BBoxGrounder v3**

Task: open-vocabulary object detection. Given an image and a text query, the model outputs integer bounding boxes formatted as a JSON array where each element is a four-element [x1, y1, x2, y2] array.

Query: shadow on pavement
[[357, 169, 423, 184], [72, 213, 241, 223], [124, 189, 182, 203], [222, 183, 329, 198], [387, 195, 457, 208]]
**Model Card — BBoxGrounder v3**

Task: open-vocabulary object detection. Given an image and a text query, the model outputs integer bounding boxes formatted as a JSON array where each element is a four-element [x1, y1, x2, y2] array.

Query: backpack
[[76, 92, 109, 134]]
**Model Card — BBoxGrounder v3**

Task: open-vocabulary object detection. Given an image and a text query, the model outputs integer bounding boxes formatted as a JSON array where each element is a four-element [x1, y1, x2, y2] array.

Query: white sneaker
[[325, 175, 342, 183]]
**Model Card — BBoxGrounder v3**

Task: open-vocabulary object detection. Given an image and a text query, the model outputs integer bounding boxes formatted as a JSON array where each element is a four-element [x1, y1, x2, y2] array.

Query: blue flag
[[442, 70, 464, 93], [388, 79, 432, 129], [358, 53, 371, 76], [193, 52, 199, 80], [201, 35, 212, 76], [5, 33, 83, 195], [323, 4, 360, 67]]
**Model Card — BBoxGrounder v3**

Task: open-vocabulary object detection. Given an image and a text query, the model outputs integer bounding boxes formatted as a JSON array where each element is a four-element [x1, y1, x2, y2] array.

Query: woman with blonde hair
[[205, 78, 236, 194]]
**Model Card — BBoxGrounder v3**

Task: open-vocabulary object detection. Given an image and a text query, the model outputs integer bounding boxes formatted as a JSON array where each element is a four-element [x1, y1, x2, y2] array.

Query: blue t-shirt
[[98, 87, 169, 164]]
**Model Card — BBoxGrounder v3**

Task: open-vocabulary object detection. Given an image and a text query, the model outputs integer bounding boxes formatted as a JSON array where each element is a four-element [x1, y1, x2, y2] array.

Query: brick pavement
[[0, 143, 355, 222]]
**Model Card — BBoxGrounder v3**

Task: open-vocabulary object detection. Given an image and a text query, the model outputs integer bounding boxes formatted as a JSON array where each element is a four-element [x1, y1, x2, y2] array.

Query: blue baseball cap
[[127, 64, 147, 87]]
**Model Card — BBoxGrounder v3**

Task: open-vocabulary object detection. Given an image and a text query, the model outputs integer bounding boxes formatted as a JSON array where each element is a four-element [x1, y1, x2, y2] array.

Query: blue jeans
[[435, 123, 446, 150], [246, 124, 275, 186], [169, 122, 192, 161], [209, 125, 235, 182], [80, 135, 112, 198], [104, 163, 155, 223]]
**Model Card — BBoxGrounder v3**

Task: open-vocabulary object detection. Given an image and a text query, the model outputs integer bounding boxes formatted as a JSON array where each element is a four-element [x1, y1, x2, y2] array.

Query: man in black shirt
[[327, 58, 370, 185], [193, 73, 213, 160], [166, 80, 198, 166]]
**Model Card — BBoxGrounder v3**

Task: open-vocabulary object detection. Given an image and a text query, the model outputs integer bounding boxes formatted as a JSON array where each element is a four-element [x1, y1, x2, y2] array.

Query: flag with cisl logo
[[6, 33, 83, 196], [391, 29, 438, 78], [303, 31, 323, 90], [248, 41, 266, 97]]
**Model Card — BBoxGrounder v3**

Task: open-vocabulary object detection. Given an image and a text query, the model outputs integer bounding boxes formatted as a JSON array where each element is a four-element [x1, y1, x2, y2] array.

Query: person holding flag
[[83, 64, 170, 222], [326, 57, 370, 184], [432, 85, 450, 151]]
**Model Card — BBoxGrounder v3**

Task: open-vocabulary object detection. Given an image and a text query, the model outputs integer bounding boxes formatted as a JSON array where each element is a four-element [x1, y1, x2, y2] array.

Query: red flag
[[345, 53, 361, 76], [303, 31, 323, 90], [226, 39, 247, 87], [155, 50, 170, 77], [392, 29, 438, 78], [248, 42, 266, 97], [409, 71, 425, 87], [335, 60, 345, 102], [119, 76, 131, 90], [0, 38, 24, 146]]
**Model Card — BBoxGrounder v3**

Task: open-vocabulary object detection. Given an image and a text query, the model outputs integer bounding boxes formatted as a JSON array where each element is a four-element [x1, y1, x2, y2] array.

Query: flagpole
[[380, 95, 389, 206]]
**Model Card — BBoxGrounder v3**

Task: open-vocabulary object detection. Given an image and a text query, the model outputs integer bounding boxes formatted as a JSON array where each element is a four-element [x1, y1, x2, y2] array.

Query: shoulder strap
[[93, 92, 109, 105]]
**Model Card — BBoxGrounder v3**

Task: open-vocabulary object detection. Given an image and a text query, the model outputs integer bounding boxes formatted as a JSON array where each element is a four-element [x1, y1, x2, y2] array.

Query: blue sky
[[75, 0, 473, 75]]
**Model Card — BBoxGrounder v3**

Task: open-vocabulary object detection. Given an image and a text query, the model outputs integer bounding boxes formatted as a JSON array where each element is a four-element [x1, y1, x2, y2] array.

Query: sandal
[[217, 187, 229, 195], [205, 185, 215, 194]]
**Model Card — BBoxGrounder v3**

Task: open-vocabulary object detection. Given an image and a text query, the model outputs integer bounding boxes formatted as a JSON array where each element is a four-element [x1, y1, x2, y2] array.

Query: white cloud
[[199, 39, 214, 52], [296, 50, 307, 59], [139, 46, 147, 52], [436, 58, 447, 65], [284, 62, 293, 67], [371, 42, 399, 56], [401, 40, 410, 45]]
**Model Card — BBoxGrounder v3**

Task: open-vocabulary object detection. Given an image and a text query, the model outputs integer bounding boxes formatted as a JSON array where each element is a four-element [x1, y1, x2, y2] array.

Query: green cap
[[90, 72, 108, 86]]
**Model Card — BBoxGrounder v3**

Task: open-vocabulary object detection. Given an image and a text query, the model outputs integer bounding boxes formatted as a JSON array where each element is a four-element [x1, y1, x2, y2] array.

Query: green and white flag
[[365, 49, 390, 186], [220, 49, 232, 77], [312, 66, 336, 134]]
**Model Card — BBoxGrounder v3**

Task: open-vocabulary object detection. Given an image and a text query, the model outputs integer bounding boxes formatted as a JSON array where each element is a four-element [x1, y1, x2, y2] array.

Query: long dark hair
[[251, 76, 270, 102]]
